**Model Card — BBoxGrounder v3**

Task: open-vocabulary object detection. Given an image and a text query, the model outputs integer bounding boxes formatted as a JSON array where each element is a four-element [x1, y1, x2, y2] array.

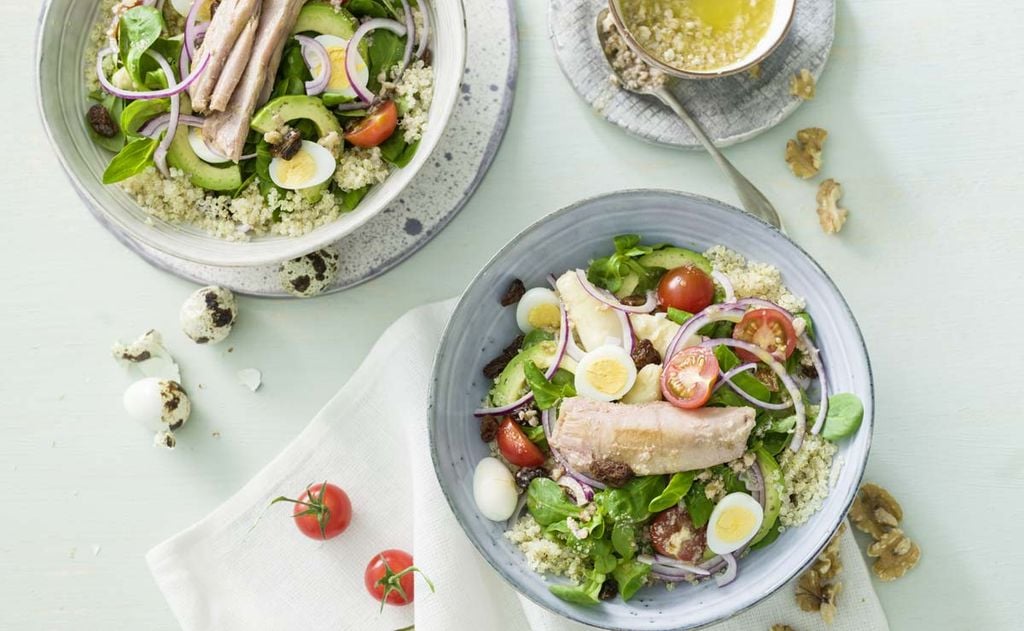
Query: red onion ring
[[639, 554, 711, 576], [185, 21, 209, 61], [557, 476, 592, 506], [146, 51, 179, 176], [346, 18, 407, 104], [722, 378, 794, 411], [138, 113, 205, 138], [745, 460, 766, 507], [664, 304, 745, 361], [415, 0, 430, 59], [97, 48, 211, 100], [713, 362, 756, 392], [805, 334, 830, 434], [565, 321, 585, 362], [573, 269, 657, 314], [473, 304, 569, 416], [733, 297, 793, 318], [699, 338, 807, 451], [715, 553, 738, 587], [183, 0, 205, 61], [295, 34, 331, 96], [711, 270, 736, 303], [398, 0, 415, 76], [618, 310, 634, 355]]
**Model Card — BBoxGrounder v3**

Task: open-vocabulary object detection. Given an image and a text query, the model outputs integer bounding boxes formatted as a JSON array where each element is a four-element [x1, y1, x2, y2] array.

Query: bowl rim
[[35, 0, 468, 268], [606, 0, 796, 80], [428, 188, 874, 630]]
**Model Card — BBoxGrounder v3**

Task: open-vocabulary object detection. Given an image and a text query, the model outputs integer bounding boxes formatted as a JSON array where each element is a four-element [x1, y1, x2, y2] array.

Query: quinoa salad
[[470, 236, 864, 605], [84, 0, 435, 240]]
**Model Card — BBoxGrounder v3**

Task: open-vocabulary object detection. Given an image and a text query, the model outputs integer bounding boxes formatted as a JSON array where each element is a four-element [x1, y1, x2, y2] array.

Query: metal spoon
[[596, 9, 783, 230]]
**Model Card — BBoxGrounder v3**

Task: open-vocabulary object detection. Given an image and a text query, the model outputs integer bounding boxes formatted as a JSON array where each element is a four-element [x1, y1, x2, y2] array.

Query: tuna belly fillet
[[551, 397, 756, 476]]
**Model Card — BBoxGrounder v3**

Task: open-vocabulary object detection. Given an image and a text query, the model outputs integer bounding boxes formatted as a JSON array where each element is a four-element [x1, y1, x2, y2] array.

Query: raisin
[[479, 415, 499, 442], [87, 104, 118, 138], [482, 335, 524, 378], [599, 578, 619, 601], [620, 294, 648, 306], [630, 338, 661, 371], [270, 129, 303, 160], [514, 468, 546, 489], [500, 279, 526, 306]]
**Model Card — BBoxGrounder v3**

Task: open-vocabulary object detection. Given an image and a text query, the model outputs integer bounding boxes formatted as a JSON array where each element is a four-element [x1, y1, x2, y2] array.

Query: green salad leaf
[[523, 362, 576, 410], [522, 425, 548, 450], [271, 41, 313, 100], [367, 29, 406, 92], [346, 0, 396, 19], [338, 185, 371, 211], [599, 475, 667, 524], [610, 522, 637, 560], [666, 307, 693, 325], [87, 94, 125, 152], [549, 574, 604, 605], [821, 393, 864, 441], [522, 329, 555, 349], [683, 481, 714, 528], [102, 137, 157, 184], [120, 99, 170, 137], [526, 478, 580, 526], [586, 234, 666, 294], [712, 345, 771, 402], [118, 7, 164, 87], [379, 134, 420, 168], [613, 559, 651, 601], [647, 471, 695, 513]]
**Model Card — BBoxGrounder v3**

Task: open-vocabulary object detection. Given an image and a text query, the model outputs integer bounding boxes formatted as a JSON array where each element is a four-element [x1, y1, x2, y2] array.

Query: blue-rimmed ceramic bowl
[[429, 190, 872, 630]]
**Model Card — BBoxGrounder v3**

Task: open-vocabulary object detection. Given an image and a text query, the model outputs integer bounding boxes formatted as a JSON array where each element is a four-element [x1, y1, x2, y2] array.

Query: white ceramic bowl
[[36, 0, 466, 267], [430, 190, 873, 630], [608, 0, 796, 79]]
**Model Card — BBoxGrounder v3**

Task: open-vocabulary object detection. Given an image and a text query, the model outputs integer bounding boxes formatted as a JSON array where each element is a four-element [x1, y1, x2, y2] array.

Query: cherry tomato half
[[649, 506, 707, 564], [344, 100, 398, 148], [365, 549, 434, 609], [661, 346, 719, 409], [496, 418, 546, 468], [272, 482, 352, 540], [732, 308, 797, 362], [657, 265, 715, 313]]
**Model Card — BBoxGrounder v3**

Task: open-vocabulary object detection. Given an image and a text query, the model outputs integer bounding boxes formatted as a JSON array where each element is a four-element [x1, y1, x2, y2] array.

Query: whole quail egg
[[473, 457, 519, 521], [180, 285, 237, 344], [123, 377, 192, 444], [280, 248, 339, 297]]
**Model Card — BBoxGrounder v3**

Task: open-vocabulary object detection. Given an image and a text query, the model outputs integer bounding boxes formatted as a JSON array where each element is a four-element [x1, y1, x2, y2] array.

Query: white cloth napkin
[[148, 300, 889, 631]]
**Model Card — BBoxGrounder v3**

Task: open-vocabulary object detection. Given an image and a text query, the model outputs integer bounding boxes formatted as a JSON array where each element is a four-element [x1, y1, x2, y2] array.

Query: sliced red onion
[[722, 379, 794, 411], [734, 297, 794, 318], [147, 51, 179, 176], [541, 408, 608, 491], [713, 363, 757, 392], [185, 21, 209, 61], [700, 338, 807, 451], [474, 304, 569, 416], [295, 34, 331, 96], [557, 476, 592, 506], [415, 0, 430, 59], [639, 554, 711, 576], [715, 553, 738, 587], [183, 0, 205, 61], [574, 269, 657, 314], [138, 113, 205, 138], [398, 0, 415, 76], [565, 322, 585, 362], [745, 460, 766, 507], [346, 18, 407, 104], [239, 152, 257, 161], [618, 310, 634, 355], [805, 334, 830, 434], [97, 48, 211, 100], [664, 304, 745, 361], [711, 270, 736, 303]]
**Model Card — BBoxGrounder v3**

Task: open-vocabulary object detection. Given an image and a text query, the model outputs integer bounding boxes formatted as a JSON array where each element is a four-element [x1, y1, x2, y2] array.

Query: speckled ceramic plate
[[430, 190, 873, 630], [113, 0, 517, 297], [549, 0, 835, 148]]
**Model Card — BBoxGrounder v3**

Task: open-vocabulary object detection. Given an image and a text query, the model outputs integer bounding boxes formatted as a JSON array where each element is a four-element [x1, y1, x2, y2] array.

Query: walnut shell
[[868, 528, 921, 581], [849, 483, 904, 538]]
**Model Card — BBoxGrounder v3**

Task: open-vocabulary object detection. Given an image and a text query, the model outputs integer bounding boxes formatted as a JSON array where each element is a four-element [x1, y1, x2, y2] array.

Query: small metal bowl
[[607, 0, 796, 79]]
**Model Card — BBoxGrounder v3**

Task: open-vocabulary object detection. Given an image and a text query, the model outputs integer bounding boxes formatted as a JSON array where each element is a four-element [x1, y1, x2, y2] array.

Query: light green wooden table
[[3, 1, 1023, 629]]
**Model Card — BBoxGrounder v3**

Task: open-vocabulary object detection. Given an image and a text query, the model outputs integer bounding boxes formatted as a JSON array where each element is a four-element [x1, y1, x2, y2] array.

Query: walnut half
[[867, 528, 921, 581], [790, 68, 816, 100], [816, 179, 849, 234], [785, 127, 828, 179], [795, 523, 845, 623], [849, 483, 903, 539]]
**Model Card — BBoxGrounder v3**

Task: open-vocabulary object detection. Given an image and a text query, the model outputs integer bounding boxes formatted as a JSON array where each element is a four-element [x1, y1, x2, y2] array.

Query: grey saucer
[[549, 0, 835, 148], [122, 0, 518, 297]]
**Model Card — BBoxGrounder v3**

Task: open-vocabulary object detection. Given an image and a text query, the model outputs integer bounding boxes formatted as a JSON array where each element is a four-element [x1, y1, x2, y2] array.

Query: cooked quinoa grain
[[705, 245, 807, 313], [505, 516, 589, 582], [778, 434, 837, 527]]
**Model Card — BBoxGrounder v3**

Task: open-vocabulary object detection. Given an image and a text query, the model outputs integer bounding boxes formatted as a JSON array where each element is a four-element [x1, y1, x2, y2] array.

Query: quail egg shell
[[473, 457, 519, 521], [269, 140, 336, 190], [706, 492, 764, 555], [574, 344, 638, 402], [123, 377, 191, 434], [180, 285, 237, 344], [280, 247, 340, 297], [188, 128, 232, 164], [305, 34, 369, 99], [515, 287, 561, 333]]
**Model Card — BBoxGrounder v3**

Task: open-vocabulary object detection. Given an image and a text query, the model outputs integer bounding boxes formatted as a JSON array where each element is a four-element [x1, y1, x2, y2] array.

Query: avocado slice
[[251, 95, 344, 138], [292, 1, 358, 38], [615, 247, 714, 297], [166, 126, 242, 192], [749, 446, 784, 546], [489, 340, 561, 407]]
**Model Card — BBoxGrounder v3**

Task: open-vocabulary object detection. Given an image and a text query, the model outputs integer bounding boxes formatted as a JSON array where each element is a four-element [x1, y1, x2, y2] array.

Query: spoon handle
[[654, 87, 783, 230]]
